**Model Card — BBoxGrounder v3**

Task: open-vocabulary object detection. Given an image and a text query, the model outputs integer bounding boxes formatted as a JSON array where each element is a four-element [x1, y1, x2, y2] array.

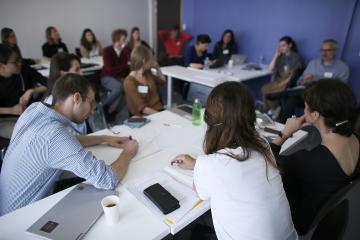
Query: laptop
[[231, 54, 247, 65], [169, 104, 193, 120], [27, 183, 117, 240]]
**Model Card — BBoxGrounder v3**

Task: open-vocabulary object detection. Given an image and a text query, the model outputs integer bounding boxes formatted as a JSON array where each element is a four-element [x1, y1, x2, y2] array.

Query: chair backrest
[[300, 178, 360, 240], [354, 105, 360, 135]]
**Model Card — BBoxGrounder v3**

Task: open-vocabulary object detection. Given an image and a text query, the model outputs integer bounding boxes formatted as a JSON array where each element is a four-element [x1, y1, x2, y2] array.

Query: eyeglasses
[[7, 58, 22, 65], [83, 96, 96, 110], [320, 48, 336, 52]]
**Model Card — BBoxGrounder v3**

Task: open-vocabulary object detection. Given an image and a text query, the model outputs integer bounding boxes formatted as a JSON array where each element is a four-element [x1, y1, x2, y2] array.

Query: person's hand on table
[[105, 136, 134, 148], [171, 154, 196, 170], [122, 139, 139, 159], [189, 63, 204, 69]]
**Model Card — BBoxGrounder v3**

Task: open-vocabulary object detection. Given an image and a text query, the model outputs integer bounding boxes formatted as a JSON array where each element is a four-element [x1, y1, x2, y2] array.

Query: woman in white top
[[80, 28, 102, 58], [173, 81, 297, 240]]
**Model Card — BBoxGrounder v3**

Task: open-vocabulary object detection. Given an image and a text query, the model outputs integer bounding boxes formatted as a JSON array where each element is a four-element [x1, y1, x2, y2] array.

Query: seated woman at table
[[184, 34, 212, 69], [270, 79, 360, 234], [80, 28, 103, 58], [1, 27, 39, 65], [261, 36, 305, 114], [44, 52, 86, 135], [0, 44, 47, 139], [212, 29, 238, 64], [124, 45, 165, 116], [42, 26, 69, 59], [173, 81, 297, 240], [127, 27, 151, 51]]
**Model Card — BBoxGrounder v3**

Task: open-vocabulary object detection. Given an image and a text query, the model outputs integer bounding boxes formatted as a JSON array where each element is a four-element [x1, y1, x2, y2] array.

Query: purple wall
[[183, 0, 360, 100]]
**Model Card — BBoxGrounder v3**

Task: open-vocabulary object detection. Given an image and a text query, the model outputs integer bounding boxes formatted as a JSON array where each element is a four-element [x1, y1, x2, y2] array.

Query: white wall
[[0, 0, 151, 58]]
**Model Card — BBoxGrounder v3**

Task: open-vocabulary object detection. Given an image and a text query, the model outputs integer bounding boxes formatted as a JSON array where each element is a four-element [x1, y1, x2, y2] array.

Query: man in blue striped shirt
[[0, 73, 138, 216]]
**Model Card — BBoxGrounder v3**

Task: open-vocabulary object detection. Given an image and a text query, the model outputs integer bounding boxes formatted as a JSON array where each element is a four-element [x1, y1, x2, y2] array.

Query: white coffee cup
[[101, 195, 120, 225]]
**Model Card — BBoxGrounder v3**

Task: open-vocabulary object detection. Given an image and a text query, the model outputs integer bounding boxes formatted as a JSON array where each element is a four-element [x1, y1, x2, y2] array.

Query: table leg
[[167, 76, 173, 109]]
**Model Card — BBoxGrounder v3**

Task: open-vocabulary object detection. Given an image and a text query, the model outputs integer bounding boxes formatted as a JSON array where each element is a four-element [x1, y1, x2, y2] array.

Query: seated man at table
[[0, 73, 138, 216], [0, 44, 47, 139], [101, 29, 131, 122], [184, 34, 212, 69], [277, 39, 350, 123]]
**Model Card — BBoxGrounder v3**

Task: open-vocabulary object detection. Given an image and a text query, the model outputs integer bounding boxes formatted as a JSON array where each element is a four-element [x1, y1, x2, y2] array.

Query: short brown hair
[[130, 45, 152, 71], [111, 29, 127, 43], [52, 73, 92, 104]]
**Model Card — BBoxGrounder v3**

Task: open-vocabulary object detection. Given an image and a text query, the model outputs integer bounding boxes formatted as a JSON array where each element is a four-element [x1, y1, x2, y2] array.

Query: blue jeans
[[100, 76, 123, 112]]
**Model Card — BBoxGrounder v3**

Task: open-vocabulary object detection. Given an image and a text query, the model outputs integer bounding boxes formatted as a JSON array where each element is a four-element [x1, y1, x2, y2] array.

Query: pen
[[171, 160, 183, 165]]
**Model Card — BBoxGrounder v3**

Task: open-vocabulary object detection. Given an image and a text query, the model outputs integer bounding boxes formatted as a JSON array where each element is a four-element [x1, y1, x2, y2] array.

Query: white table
[[161, 65, 272, 108], [32, 56, 103, 78], [0, 110, 306, 239]]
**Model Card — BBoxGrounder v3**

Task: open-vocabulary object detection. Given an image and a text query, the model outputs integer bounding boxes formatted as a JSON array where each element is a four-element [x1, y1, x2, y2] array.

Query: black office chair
[[299, 178, 360, 240], [0, 136, 9, 173], [354, 105, 360, 136]]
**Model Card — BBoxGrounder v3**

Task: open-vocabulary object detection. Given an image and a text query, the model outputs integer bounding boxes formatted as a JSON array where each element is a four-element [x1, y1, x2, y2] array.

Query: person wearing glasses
[[299, 39, 349, 85], [0, 44, 47, 138], [0, 73, 139, 216], [277, 39, 350, 123]]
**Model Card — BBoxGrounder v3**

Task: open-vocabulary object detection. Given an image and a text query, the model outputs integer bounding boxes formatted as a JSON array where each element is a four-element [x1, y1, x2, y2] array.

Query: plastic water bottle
[[204, 57, 210, 70], [192, 98, 202, 126]]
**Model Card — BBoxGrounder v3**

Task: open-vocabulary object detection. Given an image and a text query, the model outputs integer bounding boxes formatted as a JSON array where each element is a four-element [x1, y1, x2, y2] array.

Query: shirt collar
[[320, 58, 337, 67], [37, 102, 73, 128], [113, 46, 122, 57]]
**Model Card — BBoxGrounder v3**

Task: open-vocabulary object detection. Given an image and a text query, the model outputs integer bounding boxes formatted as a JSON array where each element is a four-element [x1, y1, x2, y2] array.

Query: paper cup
[[101, 195, 120, 225]]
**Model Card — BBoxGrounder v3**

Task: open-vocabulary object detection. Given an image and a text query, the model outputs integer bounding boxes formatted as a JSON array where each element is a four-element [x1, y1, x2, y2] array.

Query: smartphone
[[143, 183, 180, 214], [127, 117, 147, 123], [263, 127, 281, 135]]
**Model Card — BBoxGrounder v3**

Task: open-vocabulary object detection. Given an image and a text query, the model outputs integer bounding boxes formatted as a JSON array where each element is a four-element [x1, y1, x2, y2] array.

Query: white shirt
[[194, 147, 297, 240]]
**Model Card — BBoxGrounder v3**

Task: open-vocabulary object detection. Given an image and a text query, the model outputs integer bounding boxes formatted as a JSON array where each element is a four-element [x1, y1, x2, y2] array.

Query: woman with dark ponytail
[[271, 78, 360, 234]]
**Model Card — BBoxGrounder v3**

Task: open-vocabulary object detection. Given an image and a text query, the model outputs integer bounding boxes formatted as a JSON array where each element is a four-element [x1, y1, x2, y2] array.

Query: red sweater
[[159, 30, 192, 57], [101, 45, 131, 78]]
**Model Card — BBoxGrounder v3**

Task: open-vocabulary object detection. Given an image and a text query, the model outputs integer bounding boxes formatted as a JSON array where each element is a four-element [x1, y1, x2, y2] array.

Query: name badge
[[176, 41, 181, 46], [223, 49, 229, 55], [138, 85, 149, 94], [58, 48, 64, 53], [324, 72, 333, 78]]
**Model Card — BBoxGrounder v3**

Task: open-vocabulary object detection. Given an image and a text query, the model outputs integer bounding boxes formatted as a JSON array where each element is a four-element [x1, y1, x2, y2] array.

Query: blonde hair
[[130, 45, 152, 71]]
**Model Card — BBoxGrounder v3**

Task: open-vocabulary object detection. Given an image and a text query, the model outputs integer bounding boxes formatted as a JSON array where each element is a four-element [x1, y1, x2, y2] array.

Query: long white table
[[161, 65, 272, 108], [0, 110, 306, 239], [32, 56, 103, 78]]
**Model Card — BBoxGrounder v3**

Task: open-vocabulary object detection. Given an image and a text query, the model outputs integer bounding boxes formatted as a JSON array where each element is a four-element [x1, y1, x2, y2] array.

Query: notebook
[[27, 183, 116, 240]]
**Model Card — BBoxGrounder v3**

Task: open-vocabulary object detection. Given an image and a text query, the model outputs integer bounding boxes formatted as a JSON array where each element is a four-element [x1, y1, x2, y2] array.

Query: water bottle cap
[[194, 98, 199, 103]]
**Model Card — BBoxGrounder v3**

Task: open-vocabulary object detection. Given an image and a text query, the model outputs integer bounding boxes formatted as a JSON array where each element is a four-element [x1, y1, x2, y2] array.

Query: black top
[[0, 65, 47, 108], [270, 134, 360, 234], [184, 45, 209, 67], [41, 42, 68, 58], [212, 41, 238, 63]]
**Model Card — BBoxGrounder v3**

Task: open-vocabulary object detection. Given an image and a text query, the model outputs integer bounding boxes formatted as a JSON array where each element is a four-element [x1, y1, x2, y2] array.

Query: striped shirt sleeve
[[47, 128, 119, 190]]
